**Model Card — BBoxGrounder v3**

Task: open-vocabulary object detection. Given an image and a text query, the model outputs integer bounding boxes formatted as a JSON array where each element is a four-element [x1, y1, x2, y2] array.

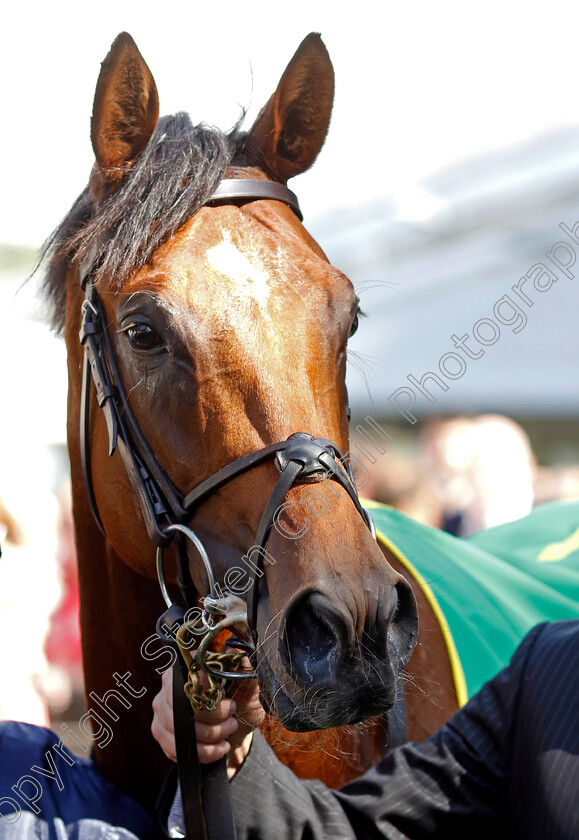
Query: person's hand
[[151, 666, 238, 763], [151, 663, 264, 778]]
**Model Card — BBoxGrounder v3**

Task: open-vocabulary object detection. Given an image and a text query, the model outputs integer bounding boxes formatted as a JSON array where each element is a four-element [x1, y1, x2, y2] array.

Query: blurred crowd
[[1, 413, 578, 728], [0, 446, 81, 728], [358, 413, 578, 536]]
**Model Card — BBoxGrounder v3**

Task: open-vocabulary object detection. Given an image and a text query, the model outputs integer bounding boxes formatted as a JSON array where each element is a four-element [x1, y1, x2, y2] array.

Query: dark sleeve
[[0, 721, 162, 839], [231, 622, 547, 840]]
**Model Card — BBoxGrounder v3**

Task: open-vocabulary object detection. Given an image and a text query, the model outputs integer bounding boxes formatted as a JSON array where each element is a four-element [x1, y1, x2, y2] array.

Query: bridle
[[78, 177, 377, 839], [79, 177, 375, 649]]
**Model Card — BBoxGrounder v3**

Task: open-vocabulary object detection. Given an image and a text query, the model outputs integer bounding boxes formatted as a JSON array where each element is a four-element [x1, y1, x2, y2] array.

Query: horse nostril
[[390, 578, 419, 667], [281, 592, 346, 687], [362, 578, 418, 665]]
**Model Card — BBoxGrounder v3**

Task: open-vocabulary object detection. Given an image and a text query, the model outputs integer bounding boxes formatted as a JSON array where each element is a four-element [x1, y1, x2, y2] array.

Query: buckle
[[275, 433, 338, 483]]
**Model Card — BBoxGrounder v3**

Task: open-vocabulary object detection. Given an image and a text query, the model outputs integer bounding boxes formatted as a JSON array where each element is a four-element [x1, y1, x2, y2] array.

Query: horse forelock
[[39, 113, 239, 334]]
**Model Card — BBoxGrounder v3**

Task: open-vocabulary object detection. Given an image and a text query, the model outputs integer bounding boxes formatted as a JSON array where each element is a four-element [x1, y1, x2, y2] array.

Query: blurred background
[[1, 1, 578, 730]]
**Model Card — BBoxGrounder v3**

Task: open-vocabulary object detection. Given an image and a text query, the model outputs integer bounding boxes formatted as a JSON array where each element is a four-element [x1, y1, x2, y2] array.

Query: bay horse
[[38, 31, 431, 805]]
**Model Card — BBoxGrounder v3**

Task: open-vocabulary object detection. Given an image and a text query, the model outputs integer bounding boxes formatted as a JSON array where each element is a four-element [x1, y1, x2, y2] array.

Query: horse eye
[[349, 312, 360, 338], [124, 323, 163, 351]]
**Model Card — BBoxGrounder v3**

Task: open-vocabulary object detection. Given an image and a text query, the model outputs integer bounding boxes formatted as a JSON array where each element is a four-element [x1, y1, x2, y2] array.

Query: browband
[[207, 179, 302, 221]]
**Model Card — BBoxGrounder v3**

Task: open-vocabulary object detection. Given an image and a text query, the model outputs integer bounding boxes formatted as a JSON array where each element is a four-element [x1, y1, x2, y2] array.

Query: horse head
[[49, 32, 417, 739]]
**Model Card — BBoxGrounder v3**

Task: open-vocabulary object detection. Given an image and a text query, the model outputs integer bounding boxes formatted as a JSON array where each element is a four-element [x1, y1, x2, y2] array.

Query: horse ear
[[91, 32, 159, 183], [246, 33, 334, 183]]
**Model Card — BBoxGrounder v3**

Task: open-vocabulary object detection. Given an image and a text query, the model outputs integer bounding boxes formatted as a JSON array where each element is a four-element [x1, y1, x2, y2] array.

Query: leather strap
[[79, 282, 118, 537], [79, 343, 106, 535], [182, 441, 287, 510], [247, 459, 304, 640], [79, 278, 178, 547], [173, 656, 238, 840], [100, 321, 189, 524], [173, 657, 208, 840], [208, 179, 302, 221]]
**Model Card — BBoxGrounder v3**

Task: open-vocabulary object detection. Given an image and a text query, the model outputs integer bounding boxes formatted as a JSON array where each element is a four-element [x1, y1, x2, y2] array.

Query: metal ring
[[156, 522, 219, 607], [201, 609, 217, 632], [155, 545, 174, 609], [196, 612, 257, 680], [164, 522, 219, 599]]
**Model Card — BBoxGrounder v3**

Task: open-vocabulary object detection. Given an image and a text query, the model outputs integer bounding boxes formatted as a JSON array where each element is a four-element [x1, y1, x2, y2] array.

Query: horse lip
[[271, 687, 396, 732], [256, 647, 398, 731]]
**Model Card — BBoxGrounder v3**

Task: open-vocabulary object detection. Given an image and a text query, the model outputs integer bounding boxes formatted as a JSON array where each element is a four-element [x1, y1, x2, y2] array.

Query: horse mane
[[40, 113, 238, 334]]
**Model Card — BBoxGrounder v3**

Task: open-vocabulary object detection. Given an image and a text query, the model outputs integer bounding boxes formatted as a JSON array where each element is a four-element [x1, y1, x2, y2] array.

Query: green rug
[[366, 500, 579, 704]]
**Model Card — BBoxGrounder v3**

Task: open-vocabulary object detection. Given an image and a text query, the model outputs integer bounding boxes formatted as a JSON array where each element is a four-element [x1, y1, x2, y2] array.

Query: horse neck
[[71, 483, 171, 803]]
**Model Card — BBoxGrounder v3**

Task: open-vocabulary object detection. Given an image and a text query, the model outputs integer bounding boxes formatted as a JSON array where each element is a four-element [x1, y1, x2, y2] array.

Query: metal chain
[[176, 623, 254, 713]]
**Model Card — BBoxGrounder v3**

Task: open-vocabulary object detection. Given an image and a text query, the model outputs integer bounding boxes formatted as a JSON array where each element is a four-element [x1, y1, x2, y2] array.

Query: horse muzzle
[[254, 576, 418, 731]]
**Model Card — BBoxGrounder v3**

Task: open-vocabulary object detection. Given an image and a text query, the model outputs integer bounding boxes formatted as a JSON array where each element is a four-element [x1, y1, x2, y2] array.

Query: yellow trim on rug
[[538, 526, 579, 562]]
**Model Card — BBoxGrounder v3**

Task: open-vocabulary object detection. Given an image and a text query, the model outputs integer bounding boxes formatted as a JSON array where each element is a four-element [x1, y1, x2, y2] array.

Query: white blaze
[[206, 235, 270, 310]]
